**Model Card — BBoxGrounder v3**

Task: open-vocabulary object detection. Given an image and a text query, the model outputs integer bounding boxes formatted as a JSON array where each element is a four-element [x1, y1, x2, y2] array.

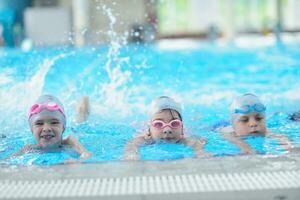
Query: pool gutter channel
[[0, 154, 300, 200]]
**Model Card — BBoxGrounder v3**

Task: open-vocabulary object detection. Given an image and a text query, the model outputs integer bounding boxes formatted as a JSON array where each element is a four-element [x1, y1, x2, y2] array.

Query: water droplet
[[134, 32, 140, 37], [81, 28, 87, 35]]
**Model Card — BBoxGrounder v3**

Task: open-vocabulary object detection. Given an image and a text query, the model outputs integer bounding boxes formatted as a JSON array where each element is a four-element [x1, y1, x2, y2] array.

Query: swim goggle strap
[[233, 103, 266, 115], [28, 102, 66, 120], [151, 119, 182, 129]]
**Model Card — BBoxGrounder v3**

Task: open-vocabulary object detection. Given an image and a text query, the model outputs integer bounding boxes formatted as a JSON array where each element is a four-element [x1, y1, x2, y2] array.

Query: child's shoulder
[[62, 135, 74, 143], [136, 133, 152, 143], [61, 135, 82, 147], [128, 132, 157, 145], [13, 144, 40, 157], [217, 126, 234, 134], [23, 144, 40, 151]]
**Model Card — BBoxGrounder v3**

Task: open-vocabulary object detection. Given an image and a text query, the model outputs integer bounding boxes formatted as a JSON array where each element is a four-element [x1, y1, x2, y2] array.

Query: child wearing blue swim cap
[[10, 94, 92, 163], [219, 93, 297, 154], [124, 96, 209, 160], [229, 93, 267, 136]]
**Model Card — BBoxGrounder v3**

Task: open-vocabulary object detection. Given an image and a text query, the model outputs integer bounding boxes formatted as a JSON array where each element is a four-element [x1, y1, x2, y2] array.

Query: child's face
[[31, 114, 64, 149], [233, 112, 267, 136], [149, 109, 183, 142]]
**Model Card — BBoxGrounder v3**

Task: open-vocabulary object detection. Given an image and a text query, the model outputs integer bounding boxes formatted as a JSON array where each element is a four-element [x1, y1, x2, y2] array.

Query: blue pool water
[[0, 42, 300, 165]]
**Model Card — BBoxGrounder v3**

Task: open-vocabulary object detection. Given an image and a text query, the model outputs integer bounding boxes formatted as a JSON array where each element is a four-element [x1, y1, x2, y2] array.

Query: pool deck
[[1, 154, 300, 199]]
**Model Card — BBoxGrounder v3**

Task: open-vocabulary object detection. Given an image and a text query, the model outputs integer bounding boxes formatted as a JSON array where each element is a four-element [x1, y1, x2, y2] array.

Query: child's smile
[[40, 132, 56, 140], [31, 114, 64, 149]]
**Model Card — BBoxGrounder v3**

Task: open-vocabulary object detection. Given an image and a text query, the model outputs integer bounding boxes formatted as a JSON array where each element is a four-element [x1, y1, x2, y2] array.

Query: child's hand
[[63, 158, 80, 164], [196, 152, 212, 158], [199, 138, 207, 145], [124, 152, 139, 161], [80, 151, 92, 159], [240, 147, 257, 155]]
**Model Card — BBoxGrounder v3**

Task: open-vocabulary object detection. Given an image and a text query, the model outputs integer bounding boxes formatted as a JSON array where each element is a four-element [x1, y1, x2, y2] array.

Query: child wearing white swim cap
[[219, 93, 296, 154], [124, 96, 209, 160], [11, 94, 91, 163]]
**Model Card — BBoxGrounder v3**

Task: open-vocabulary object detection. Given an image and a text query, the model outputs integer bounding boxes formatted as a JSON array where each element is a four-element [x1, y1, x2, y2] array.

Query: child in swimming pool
[[290, 111, 300, 121], [11, 95, 92, 163], [218, 93, 296, 154], [124, 96, 209, 160]]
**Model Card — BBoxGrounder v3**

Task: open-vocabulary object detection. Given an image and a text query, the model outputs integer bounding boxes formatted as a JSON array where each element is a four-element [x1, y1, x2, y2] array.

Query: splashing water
[[1, 2, 300, 164], [0, 53, 73, 129], [90, 5, 141, 118], [1, 43, 300, 164]]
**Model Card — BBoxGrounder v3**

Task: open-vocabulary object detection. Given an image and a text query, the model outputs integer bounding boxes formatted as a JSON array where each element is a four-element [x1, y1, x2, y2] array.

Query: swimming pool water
[[0, 42, 300, 165]]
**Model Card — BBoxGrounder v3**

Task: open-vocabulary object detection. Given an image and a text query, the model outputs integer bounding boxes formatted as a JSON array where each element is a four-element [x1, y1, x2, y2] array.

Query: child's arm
[[63, 135, 92, 160], [182, 137, 211, 158], [124, 135, 146, 160], [219, 126, 256, 154], [268, 133, 299, 152], [223, 133, 256, 154], [6, 144, 37, 159]]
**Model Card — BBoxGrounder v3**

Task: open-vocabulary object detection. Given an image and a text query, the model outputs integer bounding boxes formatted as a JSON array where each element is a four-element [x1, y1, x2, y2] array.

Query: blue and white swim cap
[[230, 93, 266, 122], [149, 96, 182, 119]]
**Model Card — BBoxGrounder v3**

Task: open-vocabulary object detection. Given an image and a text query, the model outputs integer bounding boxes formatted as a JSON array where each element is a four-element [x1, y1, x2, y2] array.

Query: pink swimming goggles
[[28, 102, 66, 120], [151, 119, 182, 129]]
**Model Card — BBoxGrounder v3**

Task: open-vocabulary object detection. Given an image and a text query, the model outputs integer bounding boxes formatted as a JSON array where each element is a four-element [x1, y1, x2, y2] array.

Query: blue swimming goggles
[[234, 103, 266, 114]]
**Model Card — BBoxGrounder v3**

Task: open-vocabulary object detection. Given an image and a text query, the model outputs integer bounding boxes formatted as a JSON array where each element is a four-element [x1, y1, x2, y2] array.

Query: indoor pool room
[[0, 0, 300, 199]]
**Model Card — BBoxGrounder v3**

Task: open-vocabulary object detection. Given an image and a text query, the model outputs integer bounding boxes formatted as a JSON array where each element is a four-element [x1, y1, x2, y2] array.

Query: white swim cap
[[28, 94, 66, 128], [149, 96, 182, 119]]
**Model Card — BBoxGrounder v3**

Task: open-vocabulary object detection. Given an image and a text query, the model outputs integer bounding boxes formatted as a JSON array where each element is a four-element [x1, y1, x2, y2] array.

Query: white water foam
[[0, 53, 72, 125], [89, 4, 147, 118]]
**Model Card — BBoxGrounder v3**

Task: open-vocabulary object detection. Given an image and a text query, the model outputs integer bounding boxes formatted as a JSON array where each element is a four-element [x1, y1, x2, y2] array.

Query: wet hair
[[166, 109, 182, 121]]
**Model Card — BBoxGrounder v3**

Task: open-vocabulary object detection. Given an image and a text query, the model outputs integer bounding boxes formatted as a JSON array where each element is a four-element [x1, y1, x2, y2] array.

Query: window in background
[[157, 0, 300, 38], [157, 0, 219, 37], [157, 0, 190, 36]]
